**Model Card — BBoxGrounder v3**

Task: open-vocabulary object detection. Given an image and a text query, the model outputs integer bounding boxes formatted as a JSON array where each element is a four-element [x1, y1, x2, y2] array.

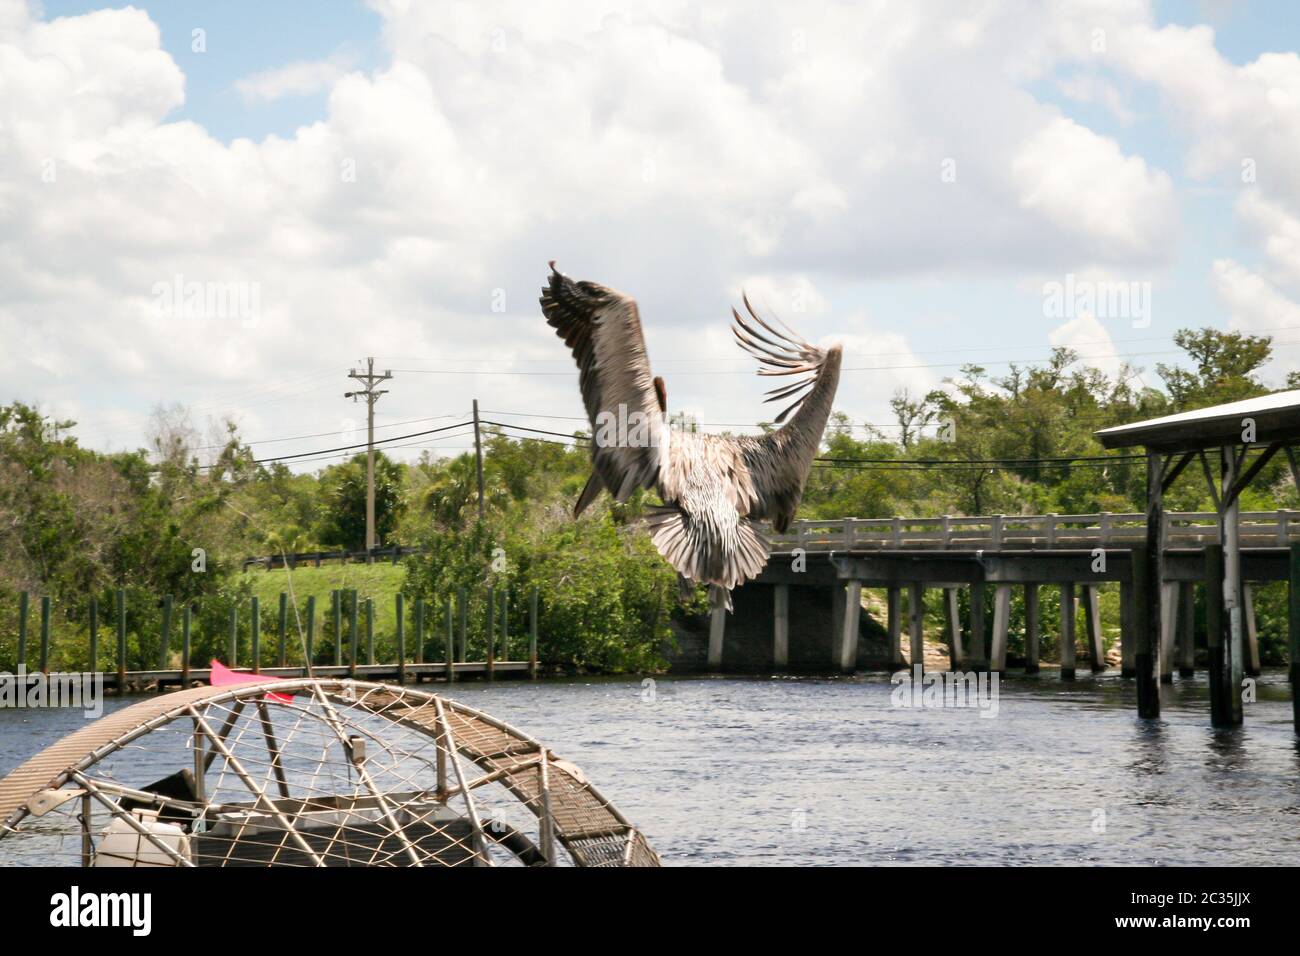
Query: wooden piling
[[348, 590, 358, 679], [414, 597, 425, 665], [39, 596, 50, 674], [305, 595, 316, 666], [1243, 583, 1262, 677], [1083, 585, 1106, 673], [500, 587, 509, 661], [1133, 541, 1159, 718], [1206, 543, 1228, 726], [181, 605, 191, 687], [1159, 582, 1177, 683], [1288, 542, 1300, 734], [395, 593, 406, 685], [277, 593, 287, 667], [88, 597, 98, 675], [1178, 582, 1196, 678], [332, 589, 342, 666], [1137, 451, 1163, 719], [365, 597, 375, 666], [116, 589, 127, 692], [529, 586, 539, 679], [457, 588, 467, 662], [486, 585, 496, 680], [154, 594, 172, 675], [16, 591, 27, 668], [1024, 584, 1040, 674], [1220, 445, 1244, 726], [907, 582, 924, 674], [250, 595, 261, 674], [1119, 580, 1135, 678], [227, 605, 237, 667], [1060, 583, 1077, 681], [445, 598, 455, 684]]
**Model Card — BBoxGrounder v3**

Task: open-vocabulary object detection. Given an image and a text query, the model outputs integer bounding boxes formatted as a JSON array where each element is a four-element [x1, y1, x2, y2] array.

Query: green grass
[[242, 562, 407, 636]]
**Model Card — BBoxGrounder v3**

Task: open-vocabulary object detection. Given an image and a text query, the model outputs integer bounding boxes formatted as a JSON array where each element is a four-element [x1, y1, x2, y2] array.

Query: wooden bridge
[[706, 510, 1300, 708]]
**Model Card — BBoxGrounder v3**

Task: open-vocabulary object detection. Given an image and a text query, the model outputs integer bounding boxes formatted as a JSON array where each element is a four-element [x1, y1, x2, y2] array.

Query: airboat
[[0, 678, 659, 867]]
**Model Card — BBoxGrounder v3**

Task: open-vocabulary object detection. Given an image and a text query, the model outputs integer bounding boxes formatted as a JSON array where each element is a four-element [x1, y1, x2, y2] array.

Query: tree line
[[1, 327, 1295, 672]]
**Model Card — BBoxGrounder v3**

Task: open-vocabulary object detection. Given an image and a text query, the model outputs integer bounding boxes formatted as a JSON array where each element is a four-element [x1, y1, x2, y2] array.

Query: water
[[2, 672, 1298, 865]]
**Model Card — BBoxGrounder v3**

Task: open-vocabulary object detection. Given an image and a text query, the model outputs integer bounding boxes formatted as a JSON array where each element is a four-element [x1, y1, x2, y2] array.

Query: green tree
[[316, 452, 404, 550]]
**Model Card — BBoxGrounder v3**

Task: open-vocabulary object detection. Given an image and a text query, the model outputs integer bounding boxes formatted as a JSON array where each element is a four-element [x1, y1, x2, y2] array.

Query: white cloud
[[1049, 313, 1123, 380], [1211, 259, 1300, 379], [0, 0, 1204, 458], [235, 57, 353, 105]]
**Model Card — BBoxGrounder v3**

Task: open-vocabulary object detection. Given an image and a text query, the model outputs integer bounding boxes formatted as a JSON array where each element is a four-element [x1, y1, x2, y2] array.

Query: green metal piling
[[251, 596, 261, 673], [39, 596, 50, 674], [159, 594, 173, 671], [395, 593, 406, 685]]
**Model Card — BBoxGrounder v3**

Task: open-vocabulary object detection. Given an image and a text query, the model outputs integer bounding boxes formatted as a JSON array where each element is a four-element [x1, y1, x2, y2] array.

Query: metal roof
[[1095, 389, 1300, 452]]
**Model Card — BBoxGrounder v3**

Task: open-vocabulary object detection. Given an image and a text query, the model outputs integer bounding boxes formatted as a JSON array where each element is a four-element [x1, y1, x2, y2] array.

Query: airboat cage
[[0, 679, 660, 867], [1095, 388, 1300, 730]]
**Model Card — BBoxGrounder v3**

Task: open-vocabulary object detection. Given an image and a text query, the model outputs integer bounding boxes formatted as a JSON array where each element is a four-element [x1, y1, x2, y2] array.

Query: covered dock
[[1096, 389, 1300, 729]]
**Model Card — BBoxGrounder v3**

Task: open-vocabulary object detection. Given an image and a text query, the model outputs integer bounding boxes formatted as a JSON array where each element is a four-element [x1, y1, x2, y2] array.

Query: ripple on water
[[2, 673, 1299, 865]]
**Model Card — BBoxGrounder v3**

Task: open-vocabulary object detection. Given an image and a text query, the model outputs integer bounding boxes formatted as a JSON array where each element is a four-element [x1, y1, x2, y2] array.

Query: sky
[[3, 0, 1300, 469]]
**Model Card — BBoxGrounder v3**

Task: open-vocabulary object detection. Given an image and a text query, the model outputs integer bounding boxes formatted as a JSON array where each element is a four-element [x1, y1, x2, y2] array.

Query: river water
[[2, 672, 1298, 865]]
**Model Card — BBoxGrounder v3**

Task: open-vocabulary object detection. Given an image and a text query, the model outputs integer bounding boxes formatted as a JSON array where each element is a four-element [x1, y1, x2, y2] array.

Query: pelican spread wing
[[543, 263, 842, 609], [540, 263, 665, 514], [729, 296, 842, 534]]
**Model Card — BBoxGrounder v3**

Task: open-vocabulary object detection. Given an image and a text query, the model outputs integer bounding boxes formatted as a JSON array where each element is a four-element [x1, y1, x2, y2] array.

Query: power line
[[198, 420, 470, 469]]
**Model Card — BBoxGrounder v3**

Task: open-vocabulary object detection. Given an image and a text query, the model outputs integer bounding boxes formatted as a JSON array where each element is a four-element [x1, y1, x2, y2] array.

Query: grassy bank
[[241, 563, 407, 636]]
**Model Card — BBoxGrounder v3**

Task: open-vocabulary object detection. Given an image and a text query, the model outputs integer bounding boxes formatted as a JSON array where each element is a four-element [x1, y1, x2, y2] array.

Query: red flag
[[209, 660, 294, 703]]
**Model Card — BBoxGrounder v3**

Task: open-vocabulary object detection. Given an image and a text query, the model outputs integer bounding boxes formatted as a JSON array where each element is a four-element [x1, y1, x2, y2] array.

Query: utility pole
[[472, 398, 485, 521], [345, 358, 392, 554]]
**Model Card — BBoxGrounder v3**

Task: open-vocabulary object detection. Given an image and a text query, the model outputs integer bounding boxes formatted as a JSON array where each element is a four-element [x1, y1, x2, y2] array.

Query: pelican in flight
[[540, 263, 842, 611]]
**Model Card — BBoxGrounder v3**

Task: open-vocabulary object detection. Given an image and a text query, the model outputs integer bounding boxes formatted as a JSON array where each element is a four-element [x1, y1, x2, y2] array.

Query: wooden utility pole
[[472, 398, 485, 521], [346, 358, 392, 554]]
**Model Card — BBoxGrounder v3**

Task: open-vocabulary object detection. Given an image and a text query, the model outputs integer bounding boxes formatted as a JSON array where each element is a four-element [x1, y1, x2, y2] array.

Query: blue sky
[[6, 1, 1300, 461], [40, 0, 386, 141]]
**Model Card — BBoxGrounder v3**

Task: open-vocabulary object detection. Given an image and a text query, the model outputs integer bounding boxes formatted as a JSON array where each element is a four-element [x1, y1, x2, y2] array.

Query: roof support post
[[1205, 543, 1228, 726], [1136, 449, 1162, 718], [1219, 444, 1244, 726], [1288, 542, 1300, 734], [1120, 579, 1135, 678]]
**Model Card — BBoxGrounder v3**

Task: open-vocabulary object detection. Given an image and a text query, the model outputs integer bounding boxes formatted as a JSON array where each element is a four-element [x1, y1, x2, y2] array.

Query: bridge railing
[[767, 510, 1300, 551]]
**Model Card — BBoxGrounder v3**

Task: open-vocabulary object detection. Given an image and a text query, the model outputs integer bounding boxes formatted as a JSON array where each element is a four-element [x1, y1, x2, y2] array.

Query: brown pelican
[[540, 262, 842, 610]]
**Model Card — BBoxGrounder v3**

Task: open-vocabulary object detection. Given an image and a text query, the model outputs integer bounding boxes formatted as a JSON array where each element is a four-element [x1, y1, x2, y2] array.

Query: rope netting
[[0, 680, 659, 868]]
